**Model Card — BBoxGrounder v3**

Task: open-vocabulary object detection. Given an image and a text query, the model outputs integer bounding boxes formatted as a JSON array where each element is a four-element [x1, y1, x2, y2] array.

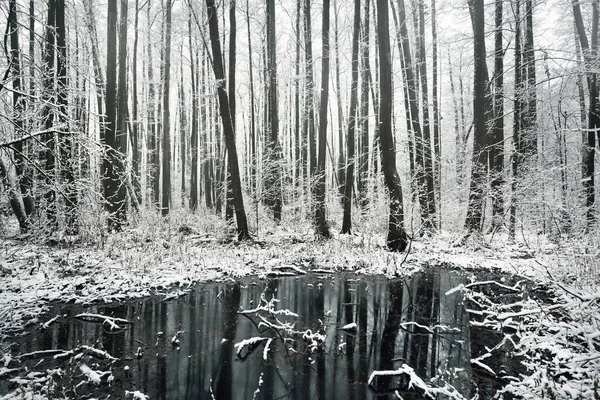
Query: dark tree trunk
[[43, 0, 57, 230], [225, 0, 237, 223], [161, 0, 172, 216], [431, 0, 441, 227], [265, 0, 283, 222], [522, 0, 537, 156], [341, 0, 361, 235], [416, 0, 436, 230], [132, 0, 142, 205], [573, 0, 598, 228], [376, 0, 408, 252], [315, 0, 332, 238], [205, 0, 250, 240], [104, 0, 126, 230], [358, 0, 370, 208], [9, 0, 34, 222], [490, 0, 505, 231], [464, 0, 489, 233]]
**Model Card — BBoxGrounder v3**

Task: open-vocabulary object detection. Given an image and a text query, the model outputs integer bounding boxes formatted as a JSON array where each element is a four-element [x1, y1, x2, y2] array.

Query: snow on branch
[[74, 313, 132, 330], [368, 364, 467, 400]]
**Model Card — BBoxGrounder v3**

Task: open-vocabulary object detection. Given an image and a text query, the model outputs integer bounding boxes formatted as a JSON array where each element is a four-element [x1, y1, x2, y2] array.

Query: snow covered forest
[[0, 0, 598, 398]]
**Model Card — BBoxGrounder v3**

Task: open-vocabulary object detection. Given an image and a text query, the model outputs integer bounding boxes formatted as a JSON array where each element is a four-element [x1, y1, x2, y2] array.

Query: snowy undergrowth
[[1, 209, 599, 398]]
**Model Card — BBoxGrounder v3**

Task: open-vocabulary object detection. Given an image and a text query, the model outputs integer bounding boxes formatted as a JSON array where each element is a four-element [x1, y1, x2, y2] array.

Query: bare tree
[[376, 0, 408, 252], [205, 0, 250, 240], [341, 0, 361, 234], [315, 0, 332, 237]]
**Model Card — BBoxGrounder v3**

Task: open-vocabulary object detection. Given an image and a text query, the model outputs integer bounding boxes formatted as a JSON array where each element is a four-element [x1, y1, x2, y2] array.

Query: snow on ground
[[0, 219, 598, 398]]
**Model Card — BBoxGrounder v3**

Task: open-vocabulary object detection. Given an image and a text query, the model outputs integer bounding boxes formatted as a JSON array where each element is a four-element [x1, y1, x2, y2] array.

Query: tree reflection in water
[[11, 268, 525, 399]]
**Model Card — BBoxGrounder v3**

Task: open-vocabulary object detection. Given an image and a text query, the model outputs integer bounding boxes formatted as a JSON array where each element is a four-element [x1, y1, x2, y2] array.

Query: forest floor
[[0, 212, 598, 399]]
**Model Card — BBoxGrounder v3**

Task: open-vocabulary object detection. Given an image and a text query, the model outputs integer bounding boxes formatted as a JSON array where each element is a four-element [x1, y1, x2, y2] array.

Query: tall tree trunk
[[146, 0, 158, 207], [179, 51, 187, 208], [431, 0, 441, 227], [464, 0, 489, 233], [358, 0, 370, 208], [104, 0, 126, 230], [225, 0, 237, 223], [265, 0, 283, 222], [341, 0, 361, 235], [205, 0, 250, 240], [161, 0, 172, 216], [9, 0, 34, 222], [132, 0, 142, 205], [376, 0, 408, 252], [510, 0, 523, 238], [522, 0, 537, 156], [56, 0, 77, 233], [43, 0, 57, 230], [416, 0, 436, 230], [490, 0, 505, 231], [334, 0, 345, 199], [246, 0, 257, 195], [304, 0, 316, 184], [573, 0, 598, 228], [315, 0, 332, 237], [189, 13, 199, 210]]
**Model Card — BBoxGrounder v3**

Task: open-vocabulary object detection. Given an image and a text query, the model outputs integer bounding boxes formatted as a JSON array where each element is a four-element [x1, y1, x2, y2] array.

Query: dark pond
[[1, 267, 528, 399]]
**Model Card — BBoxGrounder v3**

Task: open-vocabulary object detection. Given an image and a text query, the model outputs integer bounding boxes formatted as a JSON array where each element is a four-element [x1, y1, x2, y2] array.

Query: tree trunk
[[55, 0, 77, 233], [489, 0, 505, 231], [132, 0, 142, 205], [431, 0, 441, 227], [9, 0, 34, 223], [358, 0, 370, 208], [464, 0, 489, 233], [304, 0, 316, 184], [510, 0, 523, 238], [265, 0, 283, 222], [189, 13, 199, 210], [448, 49, 463, 186], [522, 0, 537, 156], [161, 0, 172, 216], [376, 0, 408, 252], [573, 0, 598, 228], [146, 0, 158, 207], [416, 0, 436, 230], [104, 0, 126, 230], [246, 0, 257, 195], [225, 0, 237, 223], [315, 0, 332, 237], [205, 0, 250, 240], [341, 0, 361, 235], [179, 53, 187, 208], [43, 0, 57, 230], [334, 0, 345, 200]]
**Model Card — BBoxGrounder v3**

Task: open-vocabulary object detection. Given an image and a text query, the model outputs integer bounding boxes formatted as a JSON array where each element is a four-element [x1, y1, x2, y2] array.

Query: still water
[[3, 267, 526, 399]]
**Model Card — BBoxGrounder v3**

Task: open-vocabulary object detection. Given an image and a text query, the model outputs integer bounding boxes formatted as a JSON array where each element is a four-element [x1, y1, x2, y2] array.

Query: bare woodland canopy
[[0, 0, 598, 249]]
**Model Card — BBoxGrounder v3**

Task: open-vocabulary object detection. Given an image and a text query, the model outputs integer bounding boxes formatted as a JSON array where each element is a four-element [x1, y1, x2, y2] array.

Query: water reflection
[[3, 268, 524, 399]]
